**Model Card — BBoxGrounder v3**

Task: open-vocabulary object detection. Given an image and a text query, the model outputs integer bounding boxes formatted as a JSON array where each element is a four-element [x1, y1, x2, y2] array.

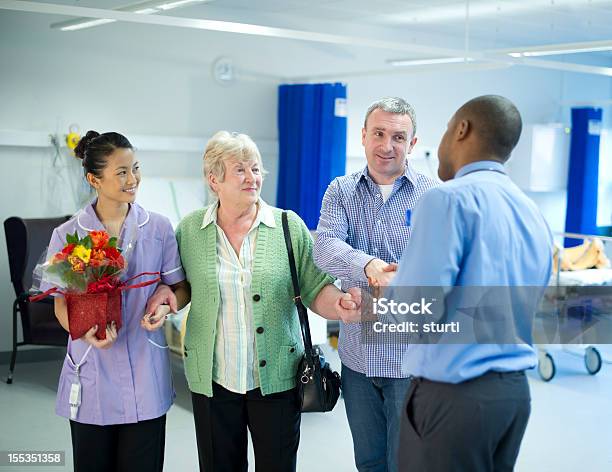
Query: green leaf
[[66, 232, 78, 244], [108, 237, 118, 248], [81, 235, 92, 249]]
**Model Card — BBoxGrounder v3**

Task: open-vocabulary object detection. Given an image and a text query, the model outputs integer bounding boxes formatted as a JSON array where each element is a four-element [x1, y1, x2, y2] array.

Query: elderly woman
[[148, 131, 360, 472]]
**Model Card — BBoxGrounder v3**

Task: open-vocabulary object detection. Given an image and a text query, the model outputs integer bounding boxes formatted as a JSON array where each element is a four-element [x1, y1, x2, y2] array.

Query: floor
[[1, 345, 611, 471]]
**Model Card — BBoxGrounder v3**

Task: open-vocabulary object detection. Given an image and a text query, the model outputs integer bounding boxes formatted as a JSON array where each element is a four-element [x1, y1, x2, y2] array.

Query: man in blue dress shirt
[[388, 95, 553, 471], [314, 97, 437, 471]]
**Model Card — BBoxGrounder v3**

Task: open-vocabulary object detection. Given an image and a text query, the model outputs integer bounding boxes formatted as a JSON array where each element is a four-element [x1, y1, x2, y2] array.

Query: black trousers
[[398, 371, 531, 472], [191, 382, 301, 472], [69, 415, 166, 472]]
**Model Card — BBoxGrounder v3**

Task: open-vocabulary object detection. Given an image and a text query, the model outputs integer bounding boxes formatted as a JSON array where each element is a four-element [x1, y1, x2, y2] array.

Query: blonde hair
[[203, 131, 267, 195]]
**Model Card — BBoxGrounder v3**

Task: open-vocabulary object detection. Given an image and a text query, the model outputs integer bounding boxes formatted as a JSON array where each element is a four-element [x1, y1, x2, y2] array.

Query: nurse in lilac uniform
[[41, 131, 186, 472]]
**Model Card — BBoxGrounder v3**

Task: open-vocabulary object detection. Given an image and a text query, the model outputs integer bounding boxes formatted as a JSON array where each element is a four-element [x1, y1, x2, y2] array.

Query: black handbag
[[281, 212, 341, 413]]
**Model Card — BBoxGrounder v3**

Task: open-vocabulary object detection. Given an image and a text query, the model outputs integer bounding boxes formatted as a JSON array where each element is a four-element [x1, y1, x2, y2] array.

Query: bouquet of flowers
[[32, 230, 159, 340], [48, 230, 125, 292]]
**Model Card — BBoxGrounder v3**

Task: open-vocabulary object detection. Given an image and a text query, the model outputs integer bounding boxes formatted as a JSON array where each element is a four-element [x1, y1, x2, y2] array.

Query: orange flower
[[90, 231, 110, 249], [91, 248, 105, 261], [89, 258, 103, 268]]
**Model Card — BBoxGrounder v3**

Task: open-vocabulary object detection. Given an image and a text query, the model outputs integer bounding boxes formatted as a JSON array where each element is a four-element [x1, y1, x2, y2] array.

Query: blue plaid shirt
[[314, 163, 438, 377]]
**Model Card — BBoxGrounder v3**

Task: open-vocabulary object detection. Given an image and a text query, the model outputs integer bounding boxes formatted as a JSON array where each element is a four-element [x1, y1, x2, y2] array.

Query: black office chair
[[4, 216, 71, 384]]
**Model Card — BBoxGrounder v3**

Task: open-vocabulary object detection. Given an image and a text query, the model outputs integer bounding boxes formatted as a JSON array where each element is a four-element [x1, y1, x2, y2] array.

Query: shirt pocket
[[278, 343, 301, 381], [147, 329, 169, 349]]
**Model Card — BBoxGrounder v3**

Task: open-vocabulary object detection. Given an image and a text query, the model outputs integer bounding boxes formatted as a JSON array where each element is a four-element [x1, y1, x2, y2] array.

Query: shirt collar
[[76, 199, 148, 254], [76, 199, 149, 232], [201, 198, 276, 230], [455, 160, 506, 179], [359, 160, 417, 187]]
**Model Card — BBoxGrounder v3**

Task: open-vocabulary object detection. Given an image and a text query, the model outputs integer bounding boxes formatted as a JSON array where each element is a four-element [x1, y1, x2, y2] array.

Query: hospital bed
[[536, 232, 612, 381]]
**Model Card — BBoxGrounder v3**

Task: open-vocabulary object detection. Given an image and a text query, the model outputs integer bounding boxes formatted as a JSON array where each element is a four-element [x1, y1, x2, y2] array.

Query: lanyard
[[65, 345, 92, 420]]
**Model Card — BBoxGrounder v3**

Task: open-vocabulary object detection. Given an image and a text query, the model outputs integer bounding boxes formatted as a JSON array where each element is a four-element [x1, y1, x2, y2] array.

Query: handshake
[[334, 258, 398, 323], [365, 258, 398, 297]]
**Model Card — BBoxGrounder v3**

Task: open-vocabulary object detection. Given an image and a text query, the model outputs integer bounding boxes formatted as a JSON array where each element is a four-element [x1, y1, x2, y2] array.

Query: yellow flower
[[72, 245, 91, 263]]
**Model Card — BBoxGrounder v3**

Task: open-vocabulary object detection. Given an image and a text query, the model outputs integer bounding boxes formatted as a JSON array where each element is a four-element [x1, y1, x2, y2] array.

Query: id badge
[[69, 380, 81, 420]]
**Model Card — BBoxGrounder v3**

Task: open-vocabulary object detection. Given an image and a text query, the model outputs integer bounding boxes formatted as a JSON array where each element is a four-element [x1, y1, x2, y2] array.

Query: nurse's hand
[[81, 322, 117, 349], [141, 304, 171, 331]]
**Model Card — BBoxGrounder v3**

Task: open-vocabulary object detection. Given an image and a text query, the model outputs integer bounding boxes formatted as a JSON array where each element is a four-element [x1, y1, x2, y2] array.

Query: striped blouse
[[203, 200, 276, 393]]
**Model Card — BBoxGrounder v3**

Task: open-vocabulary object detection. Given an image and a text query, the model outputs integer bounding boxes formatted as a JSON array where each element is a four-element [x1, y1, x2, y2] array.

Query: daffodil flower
[[72, 245, 92, 263]]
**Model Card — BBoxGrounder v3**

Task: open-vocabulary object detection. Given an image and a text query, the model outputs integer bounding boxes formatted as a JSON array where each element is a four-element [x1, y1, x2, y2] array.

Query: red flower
[[62, 243, 76, 255], [104, 246, 120, 259], [87, 276, 120, 293], [111, 255, 126, 269], [52, 252, 68, 263], [52, 243, 76, 264], [104, 247, 125, 269]]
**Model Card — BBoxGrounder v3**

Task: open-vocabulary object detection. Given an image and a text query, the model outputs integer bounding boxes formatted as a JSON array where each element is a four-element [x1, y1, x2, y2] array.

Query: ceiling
[[203, 0, 612, 48], [2, 0, 612, 79]]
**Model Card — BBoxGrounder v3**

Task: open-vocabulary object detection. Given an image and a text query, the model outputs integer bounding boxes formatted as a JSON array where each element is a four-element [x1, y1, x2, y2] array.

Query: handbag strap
[[281, 212, 315, 363]]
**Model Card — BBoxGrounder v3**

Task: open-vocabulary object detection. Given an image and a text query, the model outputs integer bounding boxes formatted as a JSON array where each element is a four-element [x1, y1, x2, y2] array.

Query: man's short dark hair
[[456, 95, 522, 162]]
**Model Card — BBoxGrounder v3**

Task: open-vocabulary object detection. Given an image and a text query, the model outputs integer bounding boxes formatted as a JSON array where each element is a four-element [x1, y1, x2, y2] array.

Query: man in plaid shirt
[[314, 97, 438, 472]]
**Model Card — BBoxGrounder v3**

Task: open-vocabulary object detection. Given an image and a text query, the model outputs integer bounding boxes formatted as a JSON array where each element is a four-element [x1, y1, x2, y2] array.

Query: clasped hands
[[140, 284, 178, 332], [336, 287, 363, 323]]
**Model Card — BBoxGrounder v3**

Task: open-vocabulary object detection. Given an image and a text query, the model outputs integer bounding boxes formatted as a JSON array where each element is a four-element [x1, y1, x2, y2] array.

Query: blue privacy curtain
[[277, 83, 347, 229], [564, 107, 602, 247]]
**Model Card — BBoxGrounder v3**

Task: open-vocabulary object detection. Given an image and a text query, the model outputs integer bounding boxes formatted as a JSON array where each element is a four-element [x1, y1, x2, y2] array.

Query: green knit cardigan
[[175, 205, 334, 397]]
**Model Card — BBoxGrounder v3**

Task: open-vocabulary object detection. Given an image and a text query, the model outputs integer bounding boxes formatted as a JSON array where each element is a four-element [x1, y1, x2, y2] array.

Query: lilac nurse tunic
[[41, 200, 185, 426]]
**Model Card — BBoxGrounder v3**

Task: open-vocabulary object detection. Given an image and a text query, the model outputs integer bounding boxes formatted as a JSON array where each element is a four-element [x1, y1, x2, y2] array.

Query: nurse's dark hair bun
[[74, 130, 100, 160], [74, 131, 134, 178]]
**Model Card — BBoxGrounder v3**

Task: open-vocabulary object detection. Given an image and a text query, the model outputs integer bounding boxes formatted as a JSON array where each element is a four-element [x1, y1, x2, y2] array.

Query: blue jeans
[[341, 364, 411, 472]]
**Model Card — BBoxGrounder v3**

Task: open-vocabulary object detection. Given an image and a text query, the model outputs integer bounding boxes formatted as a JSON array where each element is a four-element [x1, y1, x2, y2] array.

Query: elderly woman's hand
[[141, 304, 172, 331], [336, 287, 362, 323]]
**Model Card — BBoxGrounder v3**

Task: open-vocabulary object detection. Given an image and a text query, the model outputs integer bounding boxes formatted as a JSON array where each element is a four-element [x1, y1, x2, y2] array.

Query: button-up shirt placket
[[315, 164, 438, 378], [211, 205, 261, 394]]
